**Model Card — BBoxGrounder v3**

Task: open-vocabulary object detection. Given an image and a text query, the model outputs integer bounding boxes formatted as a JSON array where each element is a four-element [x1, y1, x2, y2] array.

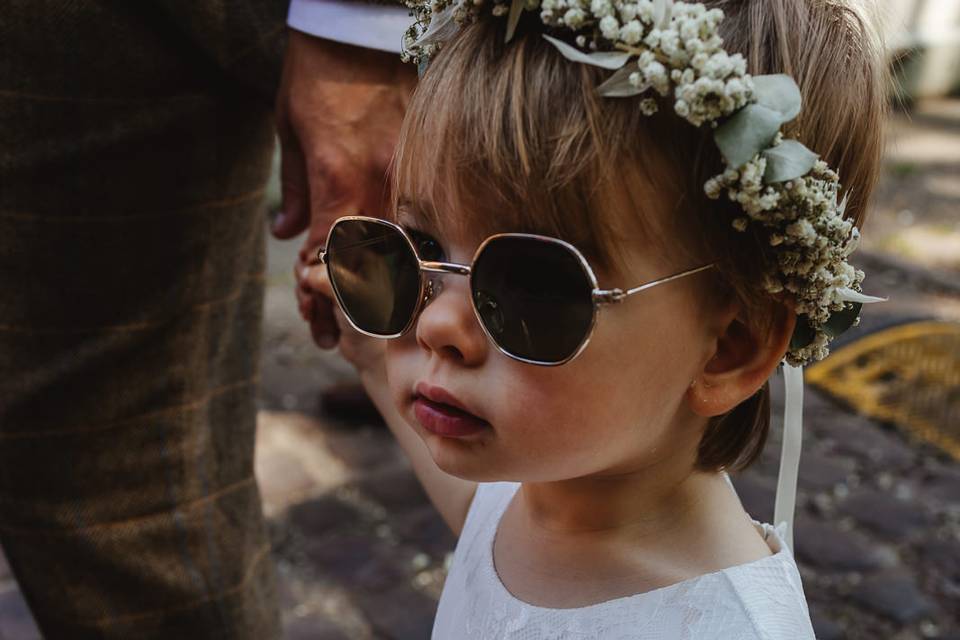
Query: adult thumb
[[272, 135, 310, 239]]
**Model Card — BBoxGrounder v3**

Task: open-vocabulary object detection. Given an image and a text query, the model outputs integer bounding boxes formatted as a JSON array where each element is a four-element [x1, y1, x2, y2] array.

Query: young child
[[303, 0, 886, 637]]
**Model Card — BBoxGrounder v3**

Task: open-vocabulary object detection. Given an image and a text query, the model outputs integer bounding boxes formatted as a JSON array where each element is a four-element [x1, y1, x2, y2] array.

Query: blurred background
[[1, 1, 958, 638]]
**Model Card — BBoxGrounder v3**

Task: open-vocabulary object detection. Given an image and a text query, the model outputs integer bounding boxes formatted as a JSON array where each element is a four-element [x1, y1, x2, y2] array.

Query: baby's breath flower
[[618, 2, 638, 22], [590, 0, 614, 18], [563, 7, 586, 27], [599, 14, 620, 40], [639, 98, 658, 115], [619, 19, 643, 45]]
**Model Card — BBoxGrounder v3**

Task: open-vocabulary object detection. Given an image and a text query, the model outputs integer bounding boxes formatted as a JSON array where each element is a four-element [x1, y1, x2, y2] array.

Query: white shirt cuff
[[288, 0, 412, 54]]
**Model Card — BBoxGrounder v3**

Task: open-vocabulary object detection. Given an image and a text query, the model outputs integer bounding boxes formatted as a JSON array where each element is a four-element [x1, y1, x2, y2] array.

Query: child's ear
[[686, 298, 796, 418]]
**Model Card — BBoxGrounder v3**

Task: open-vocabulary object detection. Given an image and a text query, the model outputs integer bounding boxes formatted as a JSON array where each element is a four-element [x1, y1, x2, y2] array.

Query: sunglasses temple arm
[[595, 263, 715, 304]]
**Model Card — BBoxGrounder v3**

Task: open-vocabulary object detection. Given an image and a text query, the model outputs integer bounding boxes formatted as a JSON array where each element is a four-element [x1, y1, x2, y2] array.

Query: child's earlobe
[[686, 373, 735, 418], [688, 304, 795, 418]]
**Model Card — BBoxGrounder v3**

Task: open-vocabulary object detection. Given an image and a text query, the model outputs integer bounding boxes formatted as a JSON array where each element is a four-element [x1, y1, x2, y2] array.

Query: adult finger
[[272, 125, 311, 239]]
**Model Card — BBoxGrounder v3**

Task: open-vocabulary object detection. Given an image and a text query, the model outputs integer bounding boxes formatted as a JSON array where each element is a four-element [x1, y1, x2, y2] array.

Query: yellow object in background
[[806, 321, 960, 460]]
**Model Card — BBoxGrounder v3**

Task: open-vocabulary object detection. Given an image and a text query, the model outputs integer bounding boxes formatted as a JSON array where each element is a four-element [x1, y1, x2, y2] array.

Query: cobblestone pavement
[[1, 102, 958, 639]]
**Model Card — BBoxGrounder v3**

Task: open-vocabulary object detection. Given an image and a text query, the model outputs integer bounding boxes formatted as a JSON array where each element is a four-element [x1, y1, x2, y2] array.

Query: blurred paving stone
[[849, 572, 938, 625], [357, 468, 431, 513], [809, 606, 845, 640], [289, 495, 363, 538], [730, 472, 776, 524], [919, 539, 960, 577], [260, 355, 327, 416], [825, 415, 917, 471], [355, 585, 437, 640], [257, 447, 318, 509], [839, 490, 935, 539], [304, 533, 386, 585], [323, 427, 400, 469], [794, 519, 887, 572], [793, 387, 835, 420], [321, 384, 384, 426], [924, 465, 960, 504], [798, 452, 857, 493], [257, 412, 351, 489], [394, 506, 457, 559], [275, 569, 303, 614], [0, 587, 41, 640], [284, 614, 351, 640], [353, 553, 409, 593]]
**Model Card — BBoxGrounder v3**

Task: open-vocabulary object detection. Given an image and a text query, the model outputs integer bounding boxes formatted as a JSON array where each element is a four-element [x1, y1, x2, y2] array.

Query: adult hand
[[273, 29, 417, 349], [301, 263, 388, 378]]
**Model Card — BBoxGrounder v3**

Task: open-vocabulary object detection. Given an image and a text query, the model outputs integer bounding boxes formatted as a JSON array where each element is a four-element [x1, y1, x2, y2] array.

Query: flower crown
[[400, 0, 884, 366]]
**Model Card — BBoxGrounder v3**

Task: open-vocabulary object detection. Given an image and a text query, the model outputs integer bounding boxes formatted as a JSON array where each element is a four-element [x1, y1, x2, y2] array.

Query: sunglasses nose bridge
[[420, 261, 471, 277], [419, 261, 472, 307]]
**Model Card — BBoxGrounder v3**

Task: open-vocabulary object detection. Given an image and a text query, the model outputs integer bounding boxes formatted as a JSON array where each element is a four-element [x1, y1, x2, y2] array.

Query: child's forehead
[[394, 192, 676, 280], [397, 193, 589, 244]]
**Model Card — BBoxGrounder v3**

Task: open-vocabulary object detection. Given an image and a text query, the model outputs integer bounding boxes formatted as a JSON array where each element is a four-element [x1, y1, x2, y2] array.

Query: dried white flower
[[590, 0, 614, 18], [563, 7, 586, 27], [599, 14, 620, 40], [619, 19, 643, 45]]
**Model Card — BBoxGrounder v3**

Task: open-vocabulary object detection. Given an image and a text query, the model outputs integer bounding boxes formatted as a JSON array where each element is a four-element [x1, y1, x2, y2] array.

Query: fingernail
[[301, 266, 311, 281], [318, 334, 337, 349]]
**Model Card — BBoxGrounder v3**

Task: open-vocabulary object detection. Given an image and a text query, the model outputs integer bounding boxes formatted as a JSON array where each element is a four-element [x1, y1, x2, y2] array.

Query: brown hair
[[390, 0, 888, 472]]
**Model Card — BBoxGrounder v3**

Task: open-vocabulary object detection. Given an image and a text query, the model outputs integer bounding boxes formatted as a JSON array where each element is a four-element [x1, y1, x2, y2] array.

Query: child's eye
[[407, 228, 446, 262]]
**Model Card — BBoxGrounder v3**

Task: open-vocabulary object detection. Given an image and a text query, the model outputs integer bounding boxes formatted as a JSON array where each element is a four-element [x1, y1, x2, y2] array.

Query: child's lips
[[412, 381, 490, 437], [413, 396, 490, 437]]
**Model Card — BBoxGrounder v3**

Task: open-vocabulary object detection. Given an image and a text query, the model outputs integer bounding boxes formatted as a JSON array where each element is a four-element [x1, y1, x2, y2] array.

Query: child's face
[[384, 208, 716, 483]]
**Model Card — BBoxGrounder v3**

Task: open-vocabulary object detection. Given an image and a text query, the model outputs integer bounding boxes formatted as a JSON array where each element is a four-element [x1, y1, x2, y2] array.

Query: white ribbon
[[774, 362, 804, 553]]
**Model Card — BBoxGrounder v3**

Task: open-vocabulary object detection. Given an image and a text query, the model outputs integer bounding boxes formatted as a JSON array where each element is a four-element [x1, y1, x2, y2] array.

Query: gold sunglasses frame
[[312, 215, 714, 366]]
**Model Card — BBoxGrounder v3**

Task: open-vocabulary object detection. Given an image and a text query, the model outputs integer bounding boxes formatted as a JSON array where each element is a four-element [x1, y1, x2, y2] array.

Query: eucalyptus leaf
[[653, 0, 673, 29], [762, 139, 819, 183], [752, 74, 801, 122], [410, 2, 459, 49], [789, 315, 815, 351], [714, 104, 782, 168], [542, 34, 632, 70], [836, 287, 887, 304], [505, 0, 524, 43], [597, 62, 646, 97], [822, 302, 862, 338]]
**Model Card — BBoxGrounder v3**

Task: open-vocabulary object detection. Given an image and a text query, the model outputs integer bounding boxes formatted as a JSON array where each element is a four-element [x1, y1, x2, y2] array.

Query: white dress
[[432, 482, 816, 640]]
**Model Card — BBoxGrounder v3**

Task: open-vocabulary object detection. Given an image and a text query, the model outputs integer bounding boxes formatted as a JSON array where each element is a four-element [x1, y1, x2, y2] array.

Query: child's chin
[[426, 438, 506, 483]]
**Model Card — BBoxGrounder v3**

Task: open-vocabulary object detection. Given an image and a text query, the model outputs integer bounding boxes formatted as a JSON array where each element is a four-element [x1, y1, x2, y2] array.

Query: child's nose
[[415, 274, 488, 366]]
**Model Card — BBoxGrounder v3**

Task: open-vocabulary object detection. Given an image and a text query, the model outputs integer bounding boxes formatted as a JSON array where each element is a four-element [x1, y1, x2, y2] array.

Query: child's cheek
[[384, 340, 416, 410]]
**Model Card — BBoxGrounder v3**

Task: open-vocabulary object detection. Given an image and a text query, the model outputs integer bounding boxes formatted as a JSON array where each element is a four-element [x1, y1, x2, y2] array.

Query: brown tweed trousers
[[0, 1, 292, 637]]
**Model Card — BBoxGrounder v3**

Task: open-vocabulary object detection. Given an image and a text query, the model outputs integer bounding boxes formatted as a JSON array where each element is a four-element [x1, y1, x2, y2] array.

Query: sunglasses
[[312, 215, 714, 366]]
